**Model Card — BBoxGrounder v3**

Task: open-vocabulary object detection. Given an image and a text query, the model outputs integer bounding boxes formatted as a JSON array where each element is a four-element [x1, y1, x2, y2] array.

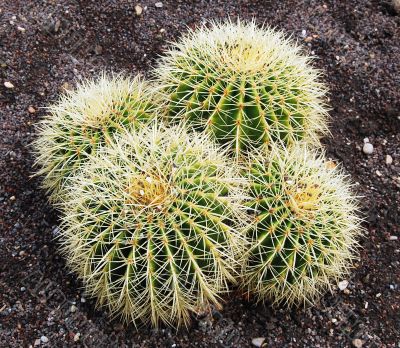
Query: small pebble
[[389, 235, 398, 241], [17, 26, 26, 32], [61, 82, 70, 91], [94, 45, 103, 55], [4, 81, 14, 88], [376, 170, 382, 177], [40, 336, 49, 343], [54, 19, 61, 32], [352, 338, 363, 348], [338, 280, 349, 290], [73, 333, 80, 342], [34, 339, 41, 346], [386, 155, 393, 165], [363, 143, 374, 155], [393, 0, 400, 13], [80, 297, 86, 303], [363, 137, 370, 143], [252, 337, 265, 347], [331, 318, 337, 323], [325, 160, 337, 169], [20, 287, 26, 292], [70, 305, 77, 313], [376, 293, 381, 298], [135, 4, 143, 15], [155, 2, 163, 7], [28, 106, 36, 113]]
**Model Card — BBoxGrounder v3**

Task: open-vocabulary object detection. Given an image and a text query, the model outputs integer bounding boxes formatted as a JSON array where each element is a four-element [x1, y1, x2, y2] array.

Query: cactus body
[[59, 123, 247, 328], [33, 74, 156, 200], [155, 20, 328, 155], [242, 145, 361, 306]]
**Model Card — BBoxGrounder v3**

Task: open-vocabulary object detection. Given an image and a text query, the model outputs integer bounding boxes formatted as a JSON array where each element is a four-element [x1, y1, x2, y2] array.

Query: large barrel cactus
[[155, 20, 328, 155], [59, 123, 247, 327], [33, 73, 156, 200], [241, 145, 361, 306]]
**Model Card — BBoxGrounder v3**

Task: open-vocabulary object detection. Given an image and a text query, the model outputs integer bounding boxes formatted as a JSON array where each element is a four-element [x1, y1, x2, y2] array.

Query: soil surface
[[1, 1, 399, 347]]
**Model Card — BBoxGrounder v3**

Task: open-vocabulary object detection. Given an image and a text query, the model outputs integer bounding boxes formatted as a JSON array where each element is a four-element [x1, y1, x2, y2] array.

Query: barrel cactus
[[241, 145, 361, 306], [33, 73, 156, 201], [155, 20, 328, 156], [59, 123, 247, 328]]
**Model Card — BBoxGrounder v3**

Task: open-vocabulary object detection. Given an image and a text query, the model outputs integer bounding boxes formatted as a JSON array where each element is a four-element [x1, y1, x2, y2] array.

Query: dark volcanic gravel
[[1, 1, 399, 347]]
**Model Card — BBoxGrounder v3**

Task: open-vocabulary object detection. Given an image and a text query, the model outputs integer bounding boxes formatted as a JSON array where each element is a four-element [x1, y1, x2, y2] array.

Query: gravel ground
[[0, 1, 399, 347]]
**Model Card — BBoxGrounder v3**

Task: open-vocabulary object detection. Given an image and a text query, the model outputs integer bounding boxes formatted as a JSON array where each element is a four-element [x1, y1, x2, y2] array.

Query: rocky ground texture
[[0, 0, 399, 347]]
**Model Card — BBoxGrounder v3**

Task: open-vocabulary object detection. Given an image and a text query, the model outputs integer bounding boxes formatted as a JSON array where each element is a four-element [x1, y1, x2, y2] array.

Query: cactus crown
[[59, 122, 247, 328], [32, 73, 156, 200], [242, 145, 361, 306], [155, 20, 329, 156]]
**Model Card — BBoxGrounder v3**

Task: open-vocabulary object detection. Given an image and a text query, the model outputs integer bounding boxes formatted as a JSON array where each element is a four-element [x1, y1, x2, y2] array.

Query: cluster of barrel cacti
[[33, 20, 362, 328]]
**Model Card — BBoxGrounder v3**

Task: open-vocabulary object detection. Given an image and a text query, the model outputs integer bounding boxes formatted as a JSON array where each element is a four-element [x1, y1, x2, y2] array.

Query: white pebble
[[376, 170, 382, 177], [376, 293, 381, 298], [4, 81, 14, 88], [338, 280, 349, 290], [135, 4, 143, 15], [155, 2, 163, 7], [352, 338, 363, 348], [40, 336, 49, 343], [301, 29, 307, 37], [389, 235, 398, 241], [70, 305, 77, 313], [362, 143, 374, 155], [73, 333, 80, 342], [252, 337, 266, 347], [363, 137, 370, 143], [386, 155, 393, 165]]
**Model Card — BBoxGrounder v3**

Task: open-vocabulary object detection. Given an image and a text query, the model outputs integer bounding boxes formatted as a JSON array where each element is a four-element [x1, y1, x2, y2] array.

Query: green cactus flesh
[[33, 74, 156, 200], [156, 20, 328, 155], [242, 146, 361, 306], [60, 123, 246, 328]]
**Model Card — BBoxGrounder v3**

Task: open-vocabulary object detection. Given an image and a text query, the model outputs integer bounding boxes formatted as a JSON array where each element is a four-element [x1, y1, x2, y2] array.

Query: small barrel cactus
[[59, 123, 247, 328], [241, 145, 361, 306], [155, 20, 328, 155], [33, 73, 156, 201]]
